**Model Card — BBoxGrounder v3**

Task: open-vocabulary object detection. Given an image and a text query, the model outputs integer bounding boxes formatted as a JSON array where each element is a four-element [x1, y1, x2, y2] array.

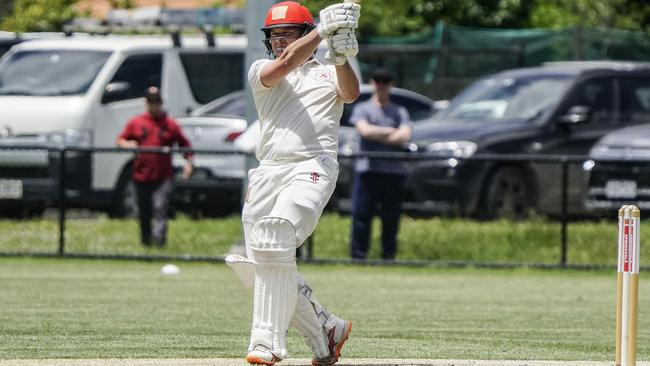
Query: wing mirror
[[559, 105, 592, 124], [101, 82, 131, 104]]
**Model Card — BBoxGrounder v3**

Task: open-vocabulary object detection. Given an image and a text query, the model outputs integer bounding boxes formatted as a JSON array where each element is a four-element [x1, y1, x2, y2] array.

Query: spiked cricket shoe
[[311, 319, 352, 366], [246, 345, 281, 365]]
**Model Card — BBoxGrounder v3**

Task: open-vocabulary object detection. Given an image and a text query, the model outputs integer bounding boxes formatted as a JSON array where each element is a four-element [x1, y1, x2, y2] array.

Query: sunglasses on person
[[146, 97, 163, 104]]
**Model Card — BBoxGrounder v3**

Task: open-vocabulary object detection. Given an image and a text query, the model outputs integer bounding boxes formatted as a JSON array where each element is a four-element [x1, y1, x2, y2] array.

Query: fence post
[[560, 158, 569, 267], [298, 235, 314, 262], [306, 235, 314, 262], [58, 148, 66, 255]]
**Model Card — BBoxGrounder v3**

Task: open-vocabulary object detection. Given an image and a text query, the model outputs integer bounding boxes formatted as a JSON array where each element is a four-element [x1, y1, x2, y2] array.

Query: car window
[[340, 91, 433, 127], [621, 77, 650, 125], [203, 88, 433, 126], [438, 75, 572, 122], [109, 53, 162, 100], [390, 94, 433, 121], [565, 77, 616, 126], [180, 52, 244, 104], [0, 50, 111, 96]]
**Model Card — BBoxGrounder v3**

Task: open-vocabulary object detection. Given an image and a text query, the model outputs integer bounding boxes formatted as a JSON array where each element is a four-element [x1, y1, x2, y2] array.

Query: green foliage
[[0, 0, 78, 32], [301, 0, 650, 37], [302, 0, 534, 37], [529, 0, 650, 31], [2, 0, 650, 36], [109, 0, 135, 9], [0, 0, 15, 25]]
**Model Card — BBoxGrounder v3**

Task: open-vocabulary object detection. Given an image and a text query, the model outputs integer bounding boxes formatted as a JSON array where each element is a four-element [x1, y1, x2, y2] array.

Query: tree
[[0, 0, 15, 25], [1, 0, 78, 32], [529, 0, 650, 32], [302, 0, 650, 37], [302, 0, 533, 38], [109, 0, 135, 9]]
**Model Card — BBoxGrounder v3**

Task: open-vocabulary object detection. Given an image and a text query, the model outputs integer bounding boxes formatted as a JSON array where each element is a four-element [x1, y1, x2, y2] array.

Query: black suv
[[406, 61, 650, 218]]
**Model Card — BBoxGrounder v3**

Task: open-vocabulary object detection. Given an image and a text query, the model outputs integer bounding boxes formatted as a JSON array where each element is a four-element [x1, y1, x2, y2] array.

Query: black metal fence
[[0, 145, 627, 268]]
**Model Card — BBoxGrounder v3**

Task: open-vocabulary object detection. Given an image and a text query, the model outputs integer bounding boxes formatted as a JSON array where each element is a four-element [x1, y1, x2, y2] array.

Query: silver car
[[171, 113, 246, 216]]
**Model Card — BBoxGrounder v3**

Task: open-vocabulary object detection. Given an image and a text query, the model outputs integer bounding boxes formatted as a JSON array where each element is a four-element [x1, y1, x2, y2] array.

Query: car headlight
[[425, 140, 477, 158], [47, 129, 92, 148]]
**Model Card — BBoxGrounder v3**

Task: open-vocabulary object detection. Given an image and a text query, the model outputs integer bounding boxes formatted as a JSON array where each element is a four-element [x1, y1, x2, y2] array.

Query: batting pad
[[225, 254, 255, 288], [249, 217, 298, 359], [291, 276, 331, 359], [225, 254, 332, 359]]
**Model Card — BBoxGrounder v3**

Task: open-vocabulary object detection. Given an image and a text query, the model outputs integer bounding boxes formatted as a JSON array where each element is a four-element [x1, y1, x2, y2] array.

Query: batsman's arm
[[260, 30, 322, 88], [335, 61, 360, 103]]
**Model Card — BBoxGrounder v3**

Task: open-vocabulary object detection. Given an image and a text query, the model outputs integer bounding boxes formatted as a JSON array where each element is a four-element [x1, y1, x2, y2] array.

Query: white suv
[[0, 33, 247, 216]]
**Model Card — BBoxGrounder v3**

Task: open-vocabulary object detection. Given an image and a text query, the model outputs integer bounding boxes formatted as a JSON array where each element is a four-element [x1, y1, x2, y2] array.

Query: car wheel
[[110, 178, 138, 218], [479, 167, 532, 220]]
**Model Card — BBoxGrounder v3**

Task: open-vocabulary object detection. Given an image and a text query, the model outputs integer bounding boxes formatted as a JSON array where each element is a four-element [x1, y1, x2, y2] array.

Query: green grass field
[[0, 257, 647, 361], [0, 213, 643, 267]]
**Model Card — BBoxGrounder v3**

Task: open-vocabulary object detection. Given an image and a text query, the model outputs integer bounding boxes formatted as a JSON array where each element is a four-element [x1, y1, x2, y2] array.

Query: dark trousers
[[135, 179, 172, 246], [350, 172, 405, 260]]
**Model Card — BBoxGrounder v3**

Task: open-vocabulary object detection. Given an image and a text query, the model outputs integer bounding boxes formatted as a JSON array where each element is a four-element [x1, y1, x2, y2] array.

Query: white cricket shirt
[[248, 58, 343, 162]]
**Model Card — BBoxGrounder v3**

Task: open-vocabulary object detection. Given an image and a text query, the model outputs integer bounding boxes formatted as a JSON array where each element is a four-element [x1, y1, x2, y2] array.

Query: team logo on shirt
[[310, 172, 320, 182], [311, 69, 332, 81]]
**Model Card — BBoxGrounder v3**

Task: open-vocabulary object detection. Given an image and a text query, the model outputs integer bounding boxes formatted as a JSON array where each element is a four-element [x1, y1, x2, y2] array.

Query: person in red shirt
[[116, 86, 193, 247]]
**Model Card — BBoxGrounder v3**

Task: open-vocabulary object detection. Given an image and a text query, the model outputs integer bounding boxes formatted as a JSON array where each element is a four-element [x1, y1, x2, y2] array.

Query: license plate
[[605, 180, 637, 199], [0, 179, 22, 199]]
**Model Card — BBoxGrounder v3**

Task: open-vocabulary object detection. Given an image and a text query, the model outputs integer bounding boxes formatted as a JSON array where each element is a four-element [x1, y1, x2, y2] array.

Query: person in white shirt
[[224, 1, 361, 365]]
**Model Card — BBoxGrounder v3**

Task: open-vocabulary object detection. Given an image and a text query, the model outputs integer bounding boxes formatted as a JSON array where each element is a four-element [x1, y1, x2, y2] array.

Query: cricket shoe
[[246, 345, 282, 365], [311, 319, 352, 366]]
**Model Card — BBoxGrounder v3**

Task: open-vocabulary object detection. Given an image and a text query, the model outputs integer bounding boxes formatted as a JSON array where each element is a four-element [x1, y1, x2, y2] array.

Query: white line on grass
[[0, 360, 645, 366]]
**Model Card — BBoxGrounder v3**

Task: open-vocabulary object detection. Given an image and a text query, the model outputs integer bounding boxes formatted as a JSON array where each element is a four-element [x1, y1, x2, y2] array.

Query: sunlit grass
[[0, 213, 638, 266], [0, 257, 647, 360]]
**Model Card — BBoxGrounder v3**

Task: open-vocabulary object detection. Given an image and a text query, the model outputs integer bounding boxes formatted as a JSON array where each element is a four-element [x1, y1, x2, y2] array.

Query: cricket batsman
[[225, 1, 361, 365]]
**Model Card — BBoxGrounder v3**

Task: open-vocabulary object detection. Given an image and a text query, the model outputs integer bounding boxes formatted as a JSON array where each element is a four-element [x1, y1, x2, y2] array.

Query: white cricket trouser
[[242, 154, 338, 250]]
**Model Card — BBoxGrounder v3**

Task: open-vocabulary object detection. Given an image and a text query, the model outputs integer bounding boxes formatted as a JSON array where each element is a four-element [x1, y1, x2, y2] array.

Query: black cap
[[371, 68, 394, 84], [144, 86, 163, 103]]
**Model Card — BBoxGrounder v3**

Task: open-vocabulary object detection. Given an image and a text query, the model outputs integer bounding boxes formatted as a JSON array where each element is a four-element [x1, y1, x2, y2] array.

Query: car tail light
[[225, 130, 244, 142]]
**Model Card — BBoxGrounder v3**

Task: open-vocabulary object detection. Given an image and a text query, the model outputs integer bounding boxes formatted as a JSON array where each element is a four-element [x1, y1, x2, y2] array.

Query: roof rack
[[0, 31, 17, 39], [61, 23, 219, 48]]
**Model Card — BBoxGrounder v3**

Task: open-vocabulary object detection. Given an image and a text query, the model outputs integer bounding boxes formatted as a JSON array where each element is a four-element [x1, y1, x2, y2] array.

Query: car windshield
[[436, 74, 574, 122], [0, 50, 111, 96]]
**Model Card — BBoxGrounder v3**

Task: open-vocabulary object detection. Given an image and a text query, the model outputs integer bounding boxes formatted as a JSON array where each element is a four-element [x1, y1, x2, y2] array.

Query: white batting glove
[[325, 44, 347, 66], [329, 29, 358, 58], [316, 2, 360, 38]]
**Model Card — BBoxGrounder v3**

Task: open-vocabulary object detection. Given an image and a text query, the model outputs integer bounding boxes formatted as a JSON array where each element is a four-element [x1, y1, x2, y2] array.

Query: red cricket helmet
[[261, 1, 316, 57]]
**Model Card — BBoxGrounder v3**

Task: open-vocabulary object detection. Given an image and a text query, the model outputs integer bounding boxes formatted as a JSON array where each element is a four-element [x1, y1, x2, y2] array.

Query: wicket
[[616, 205, 640, 366]]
